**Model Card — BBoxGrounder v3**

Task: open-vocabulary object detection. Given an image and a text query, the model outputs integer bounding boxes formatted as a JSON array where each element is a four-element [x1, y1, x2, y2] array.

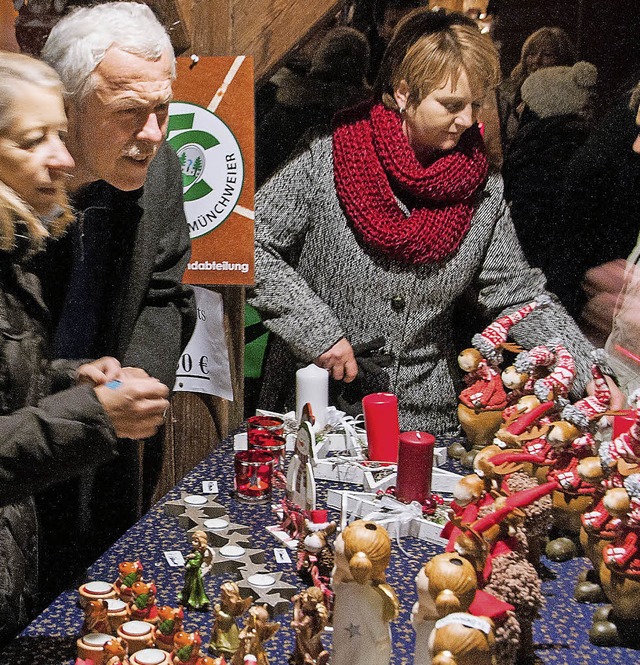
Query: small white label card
[[202, 480, 219, 494], [164, 551, 186, 567], [274, 548, 292, 564]]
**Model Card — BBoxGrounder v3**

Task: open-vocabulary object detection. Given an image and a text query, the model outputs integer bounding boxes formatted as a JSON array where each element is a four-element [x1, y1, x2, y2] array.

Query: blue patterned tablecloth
[[1, 432, 639, 664]]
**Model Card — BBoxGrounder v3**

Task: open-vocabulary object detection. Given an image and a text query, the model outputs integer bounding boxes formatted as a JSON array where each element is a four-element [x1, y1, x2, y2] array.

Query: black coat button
[[390, 295, 405, 312]]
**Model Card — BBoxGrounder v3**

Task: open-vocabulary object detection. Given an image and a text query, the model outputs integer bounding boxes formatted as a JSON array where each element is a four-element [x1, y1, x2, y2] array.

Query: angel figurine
[[231, 605, 280, 665], [209, 581, 252, 657], [331, 520, 399, 665], [290, 587, 329, 665], [178, 531, 212, 610]]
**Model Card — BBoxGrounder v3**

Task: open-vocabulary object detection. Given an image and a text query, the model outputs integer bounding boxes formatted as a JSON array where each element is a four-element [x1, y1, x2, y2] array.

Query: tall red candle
[[396, 431, 435, 504], [362, 392, 400, 462]]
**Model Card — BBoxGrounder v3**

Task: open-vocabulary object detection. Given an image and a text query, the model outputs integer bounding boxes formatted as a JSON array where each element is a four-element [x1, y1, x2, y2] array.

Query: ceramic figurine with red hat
[[297, 510, 337, 589], [208, 581, 252, 658], [154, 606, 185, 652], [331, 520, 399, 665], [231, 605, 280, 665], [584, 473, 640, 646], [290, 587, 330, 665]]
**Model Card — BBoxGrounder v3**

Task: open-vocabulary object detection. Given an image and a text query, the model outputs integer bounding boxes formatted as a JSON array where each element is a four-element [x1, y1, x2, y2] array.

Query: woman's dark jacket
[[0, 240, 117, 648]]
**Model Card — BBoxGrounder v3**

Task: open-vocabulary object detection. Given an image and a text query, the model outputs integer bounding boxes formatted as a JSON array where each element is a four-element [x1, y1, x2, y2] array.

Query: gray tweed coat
[[250, 130, 597, 434]]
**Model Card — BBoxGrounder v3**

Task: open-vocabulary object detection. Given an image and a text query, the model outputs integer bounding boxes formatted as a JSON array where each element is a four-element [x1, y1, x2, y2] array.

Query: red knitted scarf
[[332, 102, 488, 264]]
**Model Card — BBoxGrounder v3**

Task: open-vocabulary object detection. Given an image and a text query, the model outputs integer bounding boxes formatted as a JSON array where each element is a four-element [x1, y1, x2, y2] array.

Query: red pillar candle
[[362, 392, 400, 462], [396, 431, 435, 504]]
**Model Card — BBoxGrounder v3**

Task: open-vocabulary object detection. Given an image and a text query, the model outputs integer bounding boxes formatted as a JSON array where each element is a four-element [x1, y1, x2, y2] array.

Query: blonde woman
[[331, 520, 399, 665], [0, 51, 169, 646]]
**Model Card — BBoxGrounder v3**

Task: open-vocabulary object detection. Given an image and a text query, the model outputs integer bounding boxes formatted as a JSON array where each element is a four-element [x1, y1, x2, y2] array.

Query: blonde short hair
[[376, 11, 500, 111]]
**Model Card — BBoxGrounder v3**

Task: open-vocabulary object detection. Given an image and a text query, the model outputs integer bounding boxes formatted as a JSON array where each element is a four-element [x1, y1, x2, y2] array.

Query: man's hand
[[315, 338, 358, 383], [95, 376, 170, 439], [76, 356, 123, 385]]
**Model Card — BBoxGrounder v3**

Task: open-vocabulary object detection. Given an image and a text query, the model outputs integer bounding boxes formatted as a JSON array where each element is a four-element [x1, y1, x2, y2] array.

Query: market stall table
[[2, 430, 639, 664]]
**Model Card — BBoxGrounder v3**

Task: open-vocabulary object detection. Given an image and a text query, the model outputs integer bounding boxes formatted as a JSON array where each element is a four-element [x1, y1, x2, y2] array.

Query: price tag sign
[[164, 551, 186, 567], [173, 288, 233, 400], [202, 480, 219, 494], [274, 548, 292, 564]]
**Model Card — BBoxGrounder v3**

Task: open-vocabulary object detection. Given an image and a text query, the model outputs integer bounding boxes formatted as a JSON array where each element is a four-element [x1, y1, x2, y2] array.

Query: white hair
[[41, 1, 175, 103]]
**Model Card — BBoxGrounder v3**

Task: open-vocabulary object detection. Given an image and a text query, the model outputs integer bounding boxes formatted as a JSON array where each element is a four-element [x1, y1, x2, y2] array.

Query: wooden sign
[[170, 56, 255, 285]]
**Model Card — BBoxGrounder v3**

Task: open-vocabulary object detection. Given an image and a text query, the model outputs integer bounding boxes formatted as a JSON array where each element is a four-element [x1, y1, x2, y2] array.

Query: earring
[[399, 106, 406, 115]]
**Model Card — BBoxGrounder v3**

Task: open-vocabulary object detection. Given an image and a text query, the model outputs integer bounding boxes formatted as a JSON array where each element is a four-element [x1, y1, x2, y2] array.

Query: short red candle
[[234, 450, 275, 503], [613, 410, 636, 439], [396, 431, 435, 504], [247, 415, 285, 446], [362, 393, 400, 462]]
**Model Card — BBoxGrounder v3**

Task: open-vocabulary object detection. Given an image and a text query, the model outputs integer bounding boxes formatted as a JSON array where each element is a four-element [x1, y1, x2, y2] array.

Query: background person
[[249, 9, 621, 435], [0, 50, 169, 647], [496, 26, 577, 152]]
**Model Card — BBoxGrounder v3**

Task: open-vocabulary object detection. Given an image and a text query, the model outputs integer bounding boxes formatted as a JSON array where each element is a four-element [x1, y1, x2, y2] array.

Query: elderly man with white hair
[[35, 1, 195, 598]]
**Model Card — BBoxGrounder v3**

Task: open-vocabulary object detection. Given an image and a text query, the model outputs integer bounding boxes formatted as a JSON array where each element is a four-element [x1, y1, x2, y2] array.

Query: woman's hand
[[315, 338, 358, 382], [76, 356, 123, 385], [586, 374, 626, 411], [94, 375, 170, 439]]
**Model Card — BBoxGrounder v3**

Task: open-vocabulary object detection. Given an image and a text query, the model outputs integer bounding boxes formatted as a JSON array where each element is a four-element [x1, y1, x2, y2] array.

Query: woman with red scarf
[[250, 9, 616, 434]]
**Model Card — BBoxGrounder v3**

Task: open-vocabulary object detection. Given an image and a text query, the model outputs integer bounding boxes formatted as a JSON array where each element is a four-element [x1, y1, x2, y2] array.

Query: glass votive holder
[[234, 450, 275, 504], [247, 415, 285, 445], [248, 433, 287, 471]]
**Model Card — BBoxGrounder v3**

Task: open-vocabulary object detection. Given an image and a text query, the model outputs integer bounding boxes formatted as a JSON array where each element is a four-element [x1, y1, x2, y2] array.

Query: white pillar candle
[[296, 364, 329, 428]]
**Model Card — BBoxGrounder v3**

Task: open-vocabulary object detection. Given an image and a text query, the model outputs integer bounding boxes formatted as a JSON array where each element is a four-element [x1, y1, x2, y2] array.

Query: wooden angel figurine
[[412, 553, 477, 665], [331, 520, 399, 665], [290, 587, 329, 665], [179, 531, 212, 610], [231, 605, 280, 665], [208, 581, 252, 658], [429, 613, 495, 665]]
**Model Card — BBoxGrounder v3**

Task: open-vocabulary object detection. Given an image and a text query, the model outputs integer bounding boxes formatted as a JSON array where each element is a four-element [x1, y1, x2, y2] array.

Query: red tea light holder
[[246, 415, 285, 446], [395, 431, 435, 504], [362, 392, 400, 463], [234, 450, 276, 504], [248, 433, 287, 471]]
